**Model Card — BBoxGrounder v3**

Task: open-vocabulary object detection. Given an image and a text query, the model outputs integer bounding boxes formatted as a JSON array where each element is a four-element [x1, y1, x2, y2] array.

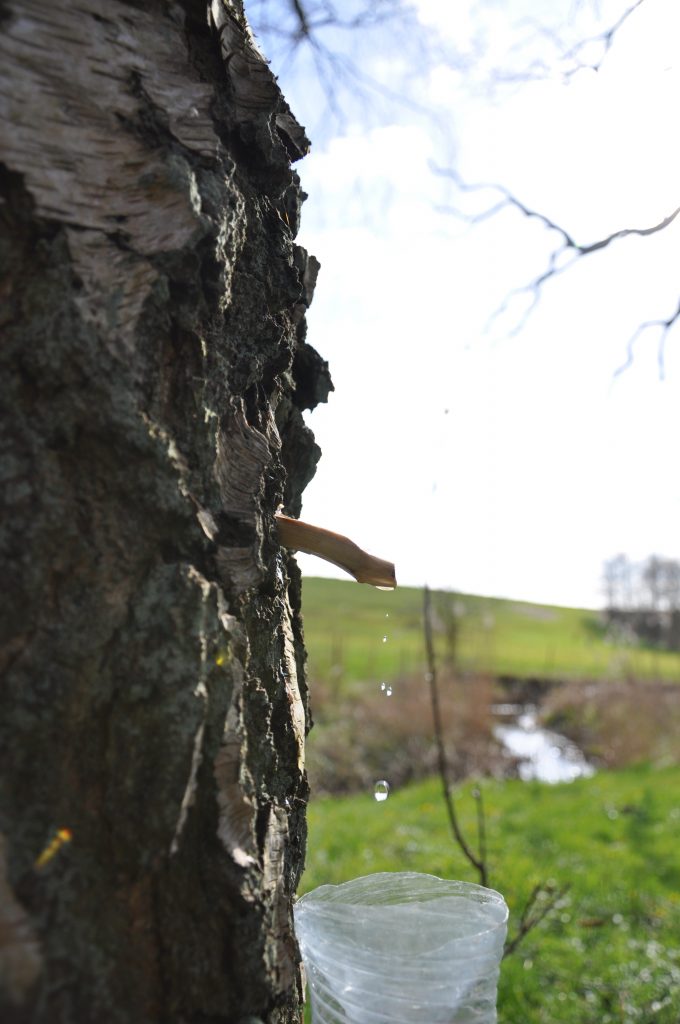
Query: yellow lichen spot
[[216, 655, 225, 666], [34, 827, 72, 870]]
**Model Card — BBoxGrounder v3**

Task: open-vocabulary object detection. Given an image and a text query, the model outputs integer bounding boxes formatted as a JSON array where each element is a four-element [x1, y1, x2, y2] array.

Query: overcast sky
[[258, 0, 680, 608]]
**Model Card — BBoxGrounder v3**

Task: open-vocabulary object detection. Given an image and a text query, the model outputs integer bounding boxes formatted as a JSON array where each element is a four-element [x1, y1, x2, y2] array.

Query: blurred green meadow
[[300, 577, 680, 688], [298, 578, 680, 1023], [300, 766, 680, 1024]]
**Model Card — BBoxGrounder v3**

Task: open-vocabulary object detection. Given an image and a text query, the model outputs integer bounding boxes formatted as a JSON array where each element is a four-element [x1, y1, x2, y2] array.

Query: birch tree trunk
[[0, 2, 331, 1021]]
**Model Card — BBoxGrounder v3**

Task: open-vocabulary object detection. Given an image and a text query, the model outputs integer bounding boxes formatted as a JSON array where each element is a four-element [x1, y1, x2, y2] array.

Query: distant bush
[[541, 679, 680, 768], [306, 672, 511, 794]]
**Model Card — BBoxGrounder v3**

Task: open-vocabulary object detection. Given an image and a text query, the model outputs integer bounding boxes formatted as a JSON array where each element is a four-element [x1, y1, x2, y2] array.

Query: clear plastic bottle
[[295, 872, 508, 1024]]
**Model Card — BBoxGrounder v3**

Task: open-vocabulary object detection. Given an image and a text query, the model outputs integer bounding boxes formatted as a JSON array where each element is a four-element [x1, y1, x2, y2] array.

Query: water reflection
[[493, 705, 594, 783]]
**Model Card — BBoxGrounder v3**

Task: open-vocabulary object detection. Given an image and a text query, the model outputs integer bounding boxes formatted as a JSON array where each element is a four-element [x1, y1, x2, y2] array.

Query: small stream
[[492, 704, 594, 783]]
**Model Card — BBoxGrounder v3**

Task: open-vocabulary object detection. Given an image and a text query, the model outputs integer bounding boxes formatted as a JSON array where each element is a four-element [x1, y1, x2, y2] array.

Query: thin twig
[[503, 882, 571, 959], [472, 786, 487, 871], [560, 0, 646, 78], [423, 587, 571, 955], [500, 1, 646, 85], [614, 296, 680, 381], [434, 165, 680, 364], [423, 586, 488, 886]]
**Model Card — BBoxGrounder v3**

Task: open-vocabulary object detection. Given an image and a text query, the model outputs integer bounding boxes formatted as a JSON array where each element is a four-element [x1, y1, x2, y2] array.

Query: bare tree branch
[[423, 586, 488, 886], [434, 166, 680, 361], [423, 587, 571, 958], [499, 0, 647, 86], [615, 296, 680, 380], [248, 0, 462, 136], [289, 0, 312, 40], [472, 784, 487, 870], [560, 0, 646, 78], [256, 0, 403, 41], [254, 0, 647, 104], [503, 882, 571, 959]]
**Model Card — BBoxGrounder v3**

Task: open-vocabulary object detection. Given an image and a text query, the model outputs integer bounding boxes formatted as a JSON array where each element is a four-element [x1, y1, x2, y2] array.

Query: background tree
[[643, 555, 666, 612], [0, 1, 331, 1020], [602, 553, 634, 612], [603, 553, 680, 650]]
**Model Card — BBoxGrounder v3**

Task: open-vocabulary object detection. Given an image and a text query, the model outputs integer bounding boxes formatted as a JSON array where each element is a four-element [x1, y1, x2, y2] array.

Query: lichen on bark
[[0, 2, 330, 1021]]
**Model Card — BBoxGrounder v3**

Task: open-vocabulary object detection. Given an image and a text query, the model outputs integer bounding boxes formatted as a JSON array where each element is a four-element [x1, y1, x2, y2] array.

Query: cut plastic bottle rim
[[295, 873, 508, 1024], [295, 871, 508, 961]]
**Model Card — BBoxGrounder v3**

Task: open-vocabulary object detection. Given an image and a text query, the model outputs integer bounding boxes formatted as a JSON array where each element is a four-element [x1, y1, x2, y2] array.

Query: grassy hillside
[[300, 765, 680, 1023], [300, 576, 680, 685]]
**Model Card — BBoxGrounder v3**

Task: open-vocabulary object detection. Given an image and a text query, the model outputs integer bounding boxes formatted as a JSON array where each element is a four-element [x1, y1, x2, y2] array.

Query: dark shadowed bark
[[0, 2, 331, 1021]]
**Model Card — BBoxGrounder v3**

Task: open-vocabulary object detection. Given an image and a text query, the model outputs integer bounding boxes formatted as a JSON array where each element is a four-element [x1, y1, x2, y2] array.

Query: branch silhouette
[[615, 296, 680, 380], [423, 585, 488, 887], [422, 586, 570, 954], [559, 0, 646, 79], [248, 0, 457, 133], [503, 882, 571, 959], [499, 0, 647, 86], [434, 166, 680, 367]]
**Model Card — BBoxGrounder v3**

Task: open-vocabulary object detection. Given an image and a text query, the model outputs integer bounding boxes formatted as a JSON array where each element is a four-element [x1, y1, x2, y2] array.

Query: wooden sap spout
[[275, 513, 397, 589]]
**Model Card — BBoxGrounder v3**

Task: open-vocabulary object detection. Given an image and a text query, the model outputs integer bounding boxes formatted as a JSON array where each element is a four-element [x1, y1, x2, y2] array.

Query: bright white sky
[[265, 0, 680, 608]]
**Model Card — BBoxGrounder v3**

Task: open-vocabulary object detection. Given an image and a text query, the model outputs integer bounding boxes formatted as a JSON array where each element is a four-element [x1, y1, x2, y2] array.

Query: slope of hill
[[300, 577, 680, 685]]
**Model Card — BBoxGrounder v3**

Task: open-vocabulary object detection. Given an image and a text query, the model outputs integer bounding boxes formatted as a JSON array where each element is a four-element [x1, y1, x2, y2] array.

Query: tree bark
[[0, 2, 331, 1021]]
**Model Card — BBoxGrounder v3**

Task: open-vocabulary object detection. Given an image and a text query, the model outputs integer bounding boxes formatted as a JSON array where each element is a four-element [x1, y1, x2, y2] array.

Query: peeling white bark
[[262, 806, 297, 995], [209, 0, 309, 158], [281, 599, 306, 772], [0, 2, 227, 354], [0, 2, 219, 244], [170, 694, 206, 857], [214, 649, 258, 869], [66, 229, 158, 354], [215, 401, 272, 520], [214, 399, 282, 592]]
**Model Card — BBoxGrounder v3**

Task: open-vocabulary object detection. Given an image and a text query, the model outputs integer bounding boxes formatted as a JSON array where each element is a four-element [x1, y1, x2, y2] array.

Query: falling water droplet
[[385, 612, 389, 618], [385, 685, 393, 697], [373, 780, 390, 802], [380, 681, 386, 692], [382, 635, 388, 643]]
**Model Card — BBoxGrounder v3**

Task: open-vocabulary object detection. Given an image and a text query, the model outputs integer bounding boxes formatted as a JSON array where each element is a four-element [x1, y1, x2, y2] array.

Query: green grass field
[[300, 577, 680, 685], [300, 765, 680, 1024]]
